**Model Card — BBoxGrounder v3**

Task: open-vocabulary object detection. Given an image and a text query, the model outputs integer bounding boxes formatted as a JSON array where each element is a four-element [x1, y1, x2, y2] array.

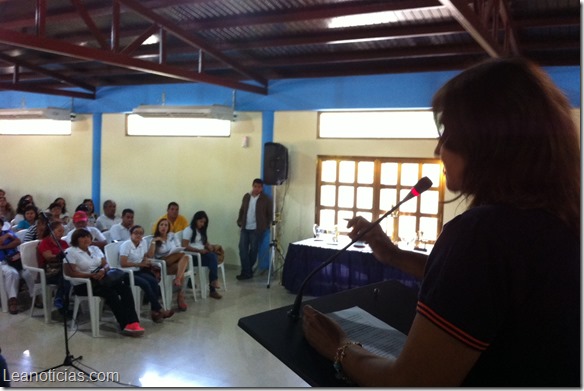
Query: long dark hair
[[16, 195, 34, 215], [189, 211, 209, 244], [432, 57, 580, 236]]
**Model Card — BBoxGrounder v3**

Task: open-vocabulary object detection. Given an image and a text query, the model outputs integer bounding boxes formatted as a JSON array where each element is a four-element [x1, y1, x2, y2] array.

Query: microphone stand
[[288, 177, 432, 320], [36, 219, 97, 381]]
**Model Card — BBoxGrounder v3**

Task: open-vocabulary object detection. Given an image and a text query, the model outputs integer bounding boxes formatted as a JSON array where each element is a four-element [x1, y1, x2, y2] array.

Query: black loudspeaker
[[263, 142, 289, 185]]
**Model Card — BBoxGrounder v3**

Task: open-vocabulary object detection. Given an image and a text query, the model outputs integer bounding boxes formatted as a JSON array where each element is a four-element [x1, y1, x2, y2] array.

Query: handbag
[[96, 268, 127, 289], [6, 252, 22, 271]]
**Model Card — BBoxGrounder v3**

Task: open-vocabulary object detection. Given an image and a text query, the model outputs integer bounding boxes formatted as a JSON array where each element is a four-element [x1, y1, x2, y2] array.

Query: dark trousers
[[134, 269, 162, 312], [46, 273, 70, 303], [73, 278, 138, 329], [238, 229, 262, 277], [200, 252, 219, 292]]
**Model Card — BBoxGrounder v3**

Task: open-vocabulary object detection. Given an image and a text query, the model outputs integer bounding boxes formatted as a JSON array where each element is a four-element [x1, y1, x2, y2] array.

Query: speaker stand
[[267, 185, 283, 288]]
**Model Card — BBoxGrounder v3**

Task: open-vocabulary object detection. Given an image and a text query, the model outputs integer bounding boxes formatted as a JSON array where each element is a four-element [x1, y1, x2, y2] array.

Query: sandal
[[177, 291, 187, 311]]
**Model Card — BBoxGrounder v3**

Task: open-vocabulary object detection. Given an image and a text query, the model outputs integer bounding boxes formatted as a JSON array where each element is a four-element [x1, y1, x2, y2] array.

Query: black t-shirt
[[418, 205, 580, 386]]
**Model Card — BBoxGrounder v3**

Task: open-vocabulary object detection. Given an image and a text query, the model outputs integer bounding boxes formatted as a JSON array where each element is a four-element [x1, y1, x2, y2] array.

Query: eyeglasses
[[132, 231, 144, 236]]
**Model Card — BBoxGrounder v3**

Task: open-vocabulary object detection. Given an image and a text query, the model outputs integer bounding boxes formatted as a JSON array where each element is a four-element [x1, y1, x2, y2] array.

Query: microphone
[[287, 176, 433, 320]]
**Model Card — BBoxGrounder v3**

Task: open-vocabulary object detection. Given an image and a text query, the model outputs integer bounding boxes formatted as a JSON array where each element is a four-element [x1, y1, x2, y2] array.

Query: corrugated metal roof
[[0, 0, 579, 98]]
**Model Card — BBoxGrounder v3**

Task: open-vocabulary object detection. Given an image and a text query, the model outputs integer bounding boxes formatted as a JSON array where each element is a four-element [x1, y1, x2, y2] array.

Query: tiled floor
[[0, 266, 310, 387]]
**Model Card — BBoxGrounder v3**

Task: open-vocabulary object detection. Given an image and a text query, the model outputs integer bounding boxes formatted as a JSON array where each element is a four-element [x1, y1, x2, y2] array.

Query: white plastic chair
[[20, 240, 58, 323], [144, 235, 196, 310], [104, 242, 142, 320], [176, 230, 227, 299], [15, 229, 28, 250], [63, 266, 104, 338]]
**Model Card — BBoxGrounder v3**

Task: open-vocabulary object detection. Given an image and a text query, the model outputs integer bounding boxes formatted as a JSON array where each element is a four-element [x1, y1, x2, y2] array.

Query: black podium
[[238, 280, 419, 387]]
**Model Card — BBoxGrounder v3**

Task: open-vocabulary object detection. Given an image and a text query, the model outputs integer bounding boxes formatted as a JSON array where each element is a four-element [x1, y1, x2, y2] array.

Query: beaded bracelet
[[333, 341, 362, 383]]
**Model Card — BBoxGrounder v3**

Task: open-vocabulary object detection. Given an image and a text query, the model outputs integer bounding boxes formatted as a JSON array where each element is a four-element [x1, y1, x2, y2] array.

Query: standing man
[[96, 200, 121, 232], [236, 178, 272, 280], [153, 202, 189, 233], [109, 208, 135, 242]]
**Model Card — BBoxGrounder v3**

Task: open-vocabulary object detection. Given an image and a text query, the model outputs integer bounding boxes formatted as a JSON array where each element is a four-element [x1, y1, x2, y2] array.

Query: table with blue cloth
[[282, 237, 421, 297]]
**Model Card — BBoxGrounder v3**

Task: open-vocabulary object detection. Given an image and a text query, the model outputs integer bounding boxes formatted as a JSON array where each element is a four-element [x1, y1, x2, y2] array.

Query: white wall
[[1, 108, 579, 267]]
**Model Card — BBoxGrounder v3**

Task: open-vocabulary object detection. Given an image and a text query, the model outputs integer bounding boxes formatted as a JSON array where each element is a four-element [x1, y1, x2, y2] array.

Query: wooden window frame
[[316, 155, 445, 244]]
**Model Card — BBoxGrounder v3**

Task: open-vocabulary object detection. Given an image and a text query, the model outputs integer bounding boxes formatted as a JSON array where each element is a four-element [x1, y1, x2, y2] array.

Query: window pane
[[357, 161, 374, 184], [380, 214, 395, 238], [398, 216, 417, 245], [422, 163, 441, 188], [337, 210, 354, 233], [379, 188, 397, 212], [419, 217, 438, 241], [401, 163, 419, 186], [318, 111, 438, 139], [339, 161, 355, 183], [319, 209, 335, 228], [320, 185, 336, 207], [356, 186, 373, 209], [420, 190, 439, 214], [355, 211, 372, 222], [399, 189, 418, 213], [381, 162, 398, 185], [338, 186, 355, 208], [321, 160, 337, 182]]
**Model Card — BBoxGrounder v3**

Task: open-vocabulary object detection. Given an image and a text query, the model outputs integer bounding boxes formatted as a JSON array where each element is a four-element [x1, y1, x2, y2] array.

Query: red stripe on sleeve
[[417, 301, 490, 351]]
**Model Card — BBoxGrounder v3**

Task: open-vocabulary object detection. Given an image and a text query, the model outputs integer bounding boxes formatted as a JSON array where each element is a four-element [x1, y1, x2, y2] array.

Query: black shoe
[[236, 274, 252, 280]]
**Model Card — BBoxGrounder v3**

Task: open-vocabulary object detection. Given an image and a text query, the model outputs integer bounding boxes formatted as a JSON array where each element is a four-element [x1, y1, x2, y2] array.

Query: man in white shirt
[[95, 199, 121, 232], [65, 211, 107, 250], [109, 208, 134, 242]]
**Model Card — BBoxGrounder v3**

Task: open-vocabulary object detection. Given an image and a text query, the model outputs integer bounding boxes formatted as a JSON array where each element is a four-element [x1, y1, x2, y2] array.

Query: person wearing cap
[[64, 211, 107, 250]]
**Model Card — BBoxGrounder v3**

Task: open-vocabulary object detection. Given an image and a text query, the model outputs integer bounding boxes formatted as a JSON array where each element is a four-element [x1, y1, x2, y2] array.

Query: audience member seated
[[152, 202, 189, 233], [0, 196, 15, 223], [83, 199, 98, 227], [23, 213, 50, 243], [64, 204, 91, 234], [11, 195, 35, 227], [0, 218, 35, 314], [47, 202, 64, 224], [37, 221, 71, 310], [182, 211, 224, 299], [96, 200, 121, 232], [119, 225, 174, 322], [109, 209, 134, 242], [64, 211, 107, 250], [14, 204, 37, 232], [64, 228, 144, 337], [50, 197, 70, 225], [150, 218, 189, 311]]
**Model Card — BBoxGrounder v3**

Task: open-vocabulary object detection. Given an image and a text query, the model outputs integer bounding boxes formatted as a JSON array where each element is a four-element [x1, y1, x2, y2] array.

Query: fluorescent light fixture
[[132, 105, 234, 121], [319, 110, 437, 139], [0, 118, 72, 135], [0, 107, 71, 120], [127, 115, 231, 137], [328, 11, 399, 29]]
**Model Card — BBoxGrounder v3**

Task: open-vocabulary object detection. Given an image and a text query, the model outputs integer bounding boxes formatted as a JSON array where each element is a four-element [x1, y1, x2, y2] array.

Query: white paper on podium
[[328, 306, 407, 360]]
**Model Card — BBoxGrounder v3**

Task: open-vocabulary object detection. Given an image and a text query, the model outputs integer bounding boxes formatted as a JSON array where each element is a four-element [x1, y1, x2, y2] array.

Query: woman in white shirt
[[182, 211, 223, 300], [151, 219, 189, 311], [119, 225, 174, 323], [64, 228, 144, 337]]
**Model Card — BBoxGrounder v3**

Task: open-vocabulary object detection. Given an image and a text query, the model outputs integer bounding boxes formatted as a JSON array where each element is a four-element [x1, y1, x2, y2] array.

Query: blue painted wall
[[0, 66, 579, 113]]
